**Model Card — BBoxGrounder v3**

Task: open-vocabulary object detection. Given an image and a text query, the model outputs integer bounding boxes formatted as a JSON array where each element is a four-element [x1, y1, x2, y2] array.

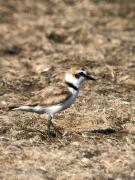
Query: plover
[[10, 67, 96, 136]]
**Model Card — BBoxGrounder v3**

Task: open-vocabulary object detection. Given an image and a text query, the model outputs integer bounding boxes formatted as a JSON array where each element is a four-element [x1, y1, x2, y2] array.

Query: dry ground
[[0, 0, 135, 179]]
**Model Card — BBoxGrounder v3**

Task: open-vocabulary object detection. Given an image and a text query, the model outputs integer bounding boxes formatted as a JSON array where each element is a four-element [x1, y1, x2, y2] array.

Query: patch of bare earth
[[0, 0, 135, 179]]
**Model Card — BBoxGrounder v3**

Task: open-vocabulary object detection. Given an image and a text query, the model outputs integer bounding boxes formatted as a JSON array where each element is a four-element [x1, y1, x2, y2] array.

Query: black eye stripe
[[75, 72, 86, 78], [79, 72, 85, 76]]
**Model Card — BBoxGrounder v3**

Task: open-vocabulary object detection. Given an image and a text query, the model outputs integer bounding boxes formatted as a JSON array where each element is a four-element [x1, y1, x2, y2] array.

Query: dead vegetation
[[0, 0, 135, 179]]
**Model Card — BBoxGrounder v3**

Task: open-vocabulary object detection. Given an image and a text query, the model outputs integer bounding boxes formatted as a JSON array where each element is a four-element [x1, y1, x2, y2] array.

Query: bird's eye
[[75, 72, 85, 78], [78, 72, 85, 76]]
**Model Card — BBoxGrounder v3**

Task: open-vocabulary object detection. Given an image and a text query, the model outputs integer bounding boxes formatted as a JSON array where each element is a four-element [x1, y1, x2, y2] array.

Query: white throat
[[65, 73, 85, 93]]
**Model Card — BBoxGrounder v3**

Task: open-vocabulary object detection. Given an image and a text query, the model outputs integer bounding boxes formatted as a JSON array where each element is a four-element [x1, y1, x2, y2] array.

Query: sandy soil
[[0, 0, 135, 179]]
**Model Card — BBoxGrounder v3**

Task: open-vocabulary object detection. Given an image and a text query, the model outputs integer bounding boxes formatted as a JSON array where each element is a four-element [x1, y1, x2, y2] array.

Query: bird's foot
[[47, 126, 62, 138], [48, 129, 57, 137]]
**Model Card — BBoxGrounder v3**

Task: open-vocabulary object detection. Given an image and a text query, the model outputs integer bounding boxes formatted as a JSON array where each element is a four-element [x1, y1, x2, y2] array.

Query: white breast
[[45, 90, 78, 115]]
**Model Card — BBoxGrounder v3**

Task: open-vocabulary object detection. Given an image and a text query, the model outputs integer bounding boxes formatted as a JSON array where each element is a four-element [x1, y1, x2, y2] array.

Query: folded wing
[[27, 83, 71, 107]]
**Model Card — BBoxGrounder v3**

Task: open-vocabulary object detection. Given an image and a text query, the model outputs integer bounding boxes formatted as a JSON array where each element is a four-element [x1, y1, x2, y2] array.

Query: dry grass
[[0, 0, 135, 179]]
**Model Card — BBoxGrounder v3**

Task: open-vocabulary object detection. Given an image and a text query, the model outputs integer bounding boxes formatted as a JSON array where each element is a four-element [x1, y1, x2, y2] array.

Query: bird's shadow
[[91, 128, 116, 135]]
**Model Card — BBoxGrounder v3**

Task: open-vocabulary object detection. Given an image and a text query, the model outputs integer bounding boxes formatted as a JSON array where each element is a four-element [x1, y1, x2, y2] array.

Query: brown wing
[[27, 83, 71, 107]]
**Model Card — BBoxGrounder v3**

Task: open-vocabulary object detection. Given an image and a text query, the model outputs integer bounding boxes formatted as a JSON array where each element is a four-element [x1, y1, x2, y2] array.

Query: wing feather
[[27, 83, 71, 107]]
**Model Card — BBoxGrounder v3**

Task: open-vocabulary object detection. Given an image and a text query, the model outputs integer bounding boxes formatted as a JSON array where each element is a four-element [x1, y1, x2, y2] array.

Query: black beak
[[85, 74, 96, 81]]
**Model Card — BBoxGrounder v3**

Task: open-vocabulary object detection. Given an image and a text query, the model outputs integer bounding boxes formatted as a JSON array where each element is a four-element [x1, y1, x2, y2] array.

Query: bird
[[9, 67, 96, 136]]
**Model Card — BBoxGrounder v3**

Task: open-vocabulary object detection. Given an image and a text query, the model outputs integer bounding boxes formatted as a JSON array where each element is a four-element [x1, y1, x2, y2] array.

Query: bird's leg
[[47, 115, 62, 137], [47, 115, 56, 137]]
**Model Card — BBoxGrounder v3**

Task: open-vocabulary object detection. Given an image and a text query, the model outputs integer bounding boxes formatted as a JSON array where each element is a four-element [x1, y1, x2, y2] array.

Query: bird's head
[[65, 67, 96, 90]]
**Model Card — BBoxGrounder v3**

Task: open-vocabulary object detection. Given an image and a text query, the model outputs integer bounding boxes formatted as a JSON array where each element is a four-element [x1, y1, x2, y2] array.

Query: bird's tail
[[9, 105, 35, 112], [8, 104, 45, 114]]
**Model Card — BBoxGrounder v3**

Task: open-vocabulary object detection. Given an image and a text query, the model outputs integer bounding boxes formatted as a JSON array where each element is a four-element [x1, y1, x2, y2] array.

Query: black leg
[[47, 115, 62, 137], [47, 115, 56, 137], [47, 115, 51, 134]]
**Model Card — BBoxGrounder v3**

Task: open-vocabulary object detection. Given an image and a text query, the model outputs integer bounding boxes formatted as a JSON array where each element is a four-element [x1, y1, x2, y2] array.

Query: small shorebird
[[10, 67, 96, 136]]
